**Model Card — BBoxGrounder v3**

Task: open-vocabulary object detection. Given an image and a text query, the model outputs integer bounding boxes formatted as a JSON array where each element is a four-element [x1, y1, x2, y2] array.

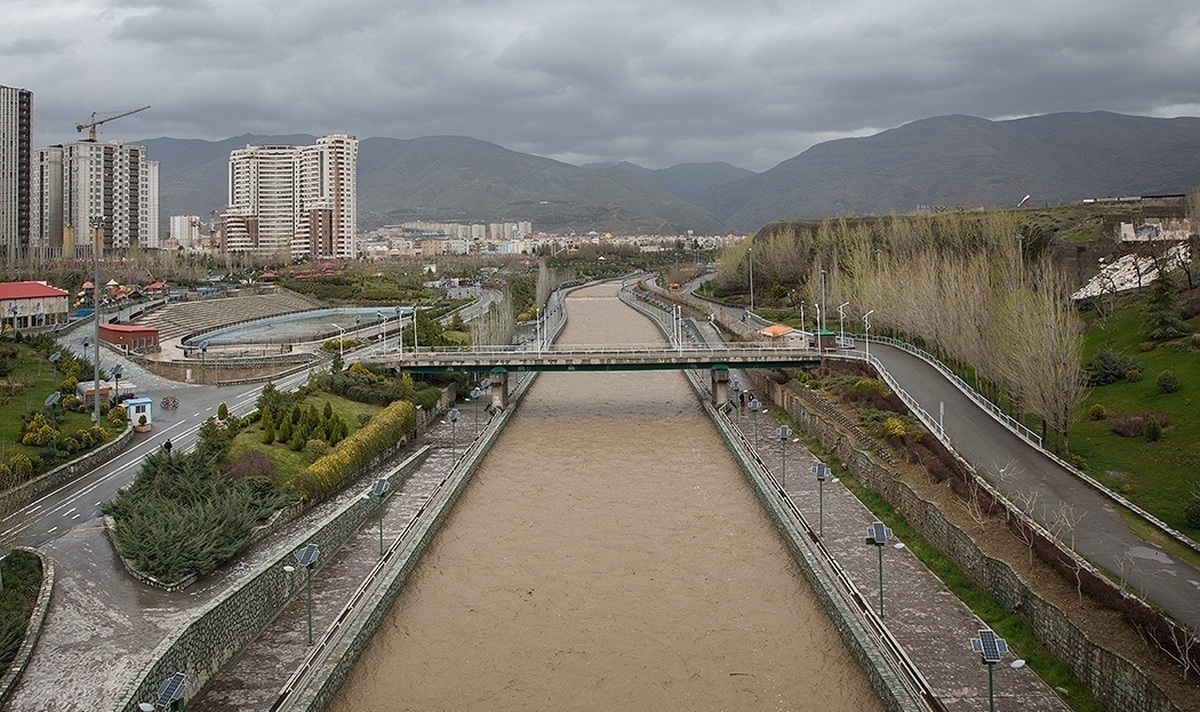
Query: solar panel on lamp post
[[372, 478, 390, 558], [970, 628, 1010, 712], [138, 671, 185, 711], [810, 463, 831, 536], [865, 521, 894, 618], [294, 544, 321, 645], [775, 425, 793, 485], [748, 398, 761, 450], [448, 408, 461, 463], [469, 387, 483, 432]]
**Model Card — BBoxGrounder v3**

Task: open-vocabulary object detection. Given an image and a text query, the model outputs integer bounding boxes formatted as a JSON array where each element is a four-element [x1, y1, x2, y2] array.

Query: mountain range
[[142, 111, 1200, 236]]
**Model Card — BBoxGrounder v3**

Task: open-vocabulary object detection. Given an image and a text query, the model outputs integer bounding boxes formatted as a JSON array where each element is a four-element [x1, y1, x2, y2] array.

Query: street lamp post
[[748, 244, 755, 313], [372, 478, 390, 557], [837, 301, 849, 349], [819, 268, 827, 337], [376, 310, 386, 345], [865, 522, 894, 617], [112, 364, 122, 403], [811, 463, 831, 536], [970, 629, 1012, 712], [290, 544, 321, 645], [775, 425, 792, 485], [395, 306, 403, 354], [331, 323, 345, 361], [448, 408, 460, 462], [88, 216, 103, 424], [748, 398, 762, 450], [863, 310, 875, 360], [469, 387, 483, 432]]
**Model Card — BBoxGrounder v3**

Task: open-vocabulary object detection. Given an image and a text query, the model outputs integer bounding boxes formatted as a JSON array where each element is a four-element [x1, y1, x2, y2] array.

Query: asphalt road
[[870, 341, 1200, 631], [0, 346, 324, 549]]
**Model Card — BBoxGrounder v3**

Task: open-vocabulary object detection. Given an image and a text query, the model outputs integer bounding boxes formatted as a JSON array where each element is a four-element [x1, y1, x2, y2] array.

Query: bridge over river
[[368, 343, 824, 408]]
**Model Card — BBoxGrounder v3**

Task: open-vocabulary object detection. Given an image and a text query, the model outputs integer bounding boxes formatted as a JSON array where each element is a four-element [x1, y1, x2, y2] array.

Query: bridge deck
[[372, 344, 830, 373]]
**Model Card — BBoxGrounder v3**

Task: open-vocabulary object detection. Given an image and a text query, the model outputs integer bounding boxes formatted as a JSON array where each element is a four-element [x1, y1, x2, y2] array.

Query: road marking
[[46, 527, 57, 534]]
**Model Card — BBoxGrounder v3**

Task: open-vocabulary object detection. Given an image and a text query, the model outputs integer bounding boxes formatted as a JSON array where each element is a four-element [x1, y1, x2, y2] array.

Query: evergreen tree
[[1142, 273, 1188, 341]]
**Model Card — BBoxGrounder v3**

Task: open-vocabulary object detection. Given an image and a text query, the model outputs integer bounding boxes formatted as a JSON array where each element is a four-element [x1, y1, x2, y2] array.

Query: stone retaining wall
[[750, 373, 1188, 712], [700, 389, 920, 712], [111, 446, 433, 712], [0, 424, 134, 522], [290, 372, 537, 712], [0, 548, 55, 708]]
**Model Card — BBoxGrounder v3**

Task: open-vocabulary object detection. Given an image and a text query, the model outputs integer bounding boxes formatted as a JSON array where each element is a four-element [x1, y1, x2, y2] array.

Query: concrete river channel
[[325, 283, 882, 711]]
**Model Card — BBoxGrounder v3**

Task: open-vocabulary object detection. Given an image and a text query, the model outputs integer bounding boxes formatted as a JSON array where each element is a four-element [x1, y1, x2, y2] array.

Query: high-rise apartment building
[[55, 140, 159, 257], [31, 146, 63, 259], [223, 133, 357, 259], [0, 85, 33, 260]]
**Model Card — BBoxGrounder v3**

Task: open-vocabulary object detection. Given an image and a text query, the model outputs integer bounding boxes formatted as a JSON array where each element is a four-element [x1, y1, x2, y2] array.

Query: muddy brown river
[[327, 283, 883, 711]]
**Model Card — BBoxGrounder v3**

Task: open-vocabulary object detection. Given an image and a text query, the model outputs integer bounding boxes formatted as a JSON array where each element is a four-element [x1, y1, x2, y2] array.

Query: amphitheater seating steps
[[133, 290, 321, 343]]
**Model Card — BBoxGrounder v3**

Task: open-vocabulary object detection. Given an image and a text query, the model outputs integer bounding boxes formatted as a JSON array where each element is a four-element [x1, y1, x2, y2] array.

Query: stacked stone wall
[[748, 372, 1188, 712], [111, 446, 433, 712], [0, 424, 134, 521]]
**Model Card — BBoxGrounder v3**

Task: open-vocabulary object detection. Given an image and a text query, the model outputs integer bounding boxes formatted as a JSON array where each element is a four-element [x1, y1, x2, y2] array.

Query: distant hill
[[701, 112, 1200, 232], [143, 112, 1200, 236], [587, 161, 756, 202], [142, 134, 727, 235]]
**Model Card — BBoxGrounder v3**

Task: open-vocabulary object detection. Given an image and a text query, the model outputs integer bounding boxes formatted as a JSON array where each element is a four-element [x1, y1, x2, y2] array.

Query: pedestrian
[[162, 438, 172, 453], [739, 392, 746, 409]]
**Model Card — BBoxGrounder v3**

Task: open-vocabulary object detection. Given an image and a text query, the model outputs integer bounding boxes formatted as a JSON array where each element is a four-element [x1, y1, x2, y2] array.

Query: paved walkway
[[725, 396, 1067, 711]]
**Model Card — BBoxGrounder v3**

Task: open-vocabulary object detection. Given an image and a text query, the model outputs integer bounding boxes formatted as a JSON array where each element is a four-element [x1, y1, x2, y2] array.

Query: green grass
[[227, 393, 381, 483], [0, 341, 110, 472], [1070, 294, 1200, 539], [774, 407, 1102, 712]]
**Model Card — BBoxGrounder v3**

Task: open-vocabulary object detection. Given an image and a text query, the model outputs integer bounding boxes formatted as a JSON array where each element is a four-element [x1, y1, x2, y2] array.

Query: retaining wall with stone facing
[[750, 372, 1190, 712], [0, 424, 134, 522], [286, 371, 537, 712], [111, 443, 433, 712], [0, 548, 55, 708]]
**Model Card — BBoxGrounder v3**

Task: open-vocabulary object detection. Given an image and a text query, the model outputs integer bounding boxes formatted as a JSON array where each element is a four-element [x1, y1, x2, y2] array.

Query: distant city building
[[30, 139, 160, 258], [0, 85, 33, 260], [169, 215, 201, 244], [62, 140, 159, 256], [223, 134, 358, 260], [31, 146, 64, 259]]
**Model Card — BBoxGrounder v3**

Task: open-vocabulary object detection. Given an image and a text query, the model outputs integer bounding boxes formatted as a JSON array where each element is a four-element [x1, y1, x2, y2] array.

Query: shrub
[[1111, 414, 1145, 438], [1185, 497, 1200, 529], [1126, 369, 1143, 383], [217, 402, 229, 420], [1088, 403, 1107, 420], [304, 439, 330, 459], [1156, 369, 1180, 394], [222, 449, 275, 480], [1144, 417, 1163, 442], [1084, 349, 1141, 386]]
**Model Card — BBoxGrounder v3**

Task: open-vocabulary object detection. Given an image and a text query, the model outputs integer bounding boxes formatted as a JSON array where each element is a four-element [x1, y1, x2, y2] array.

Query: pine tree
[[1143, 273, 1188, 341]]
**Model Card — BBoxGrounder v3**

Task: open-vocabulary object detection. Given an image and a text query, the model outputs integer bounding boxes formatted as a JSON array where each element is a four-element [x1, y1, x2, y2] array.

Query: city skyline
[[5, 0, 1200, 172]]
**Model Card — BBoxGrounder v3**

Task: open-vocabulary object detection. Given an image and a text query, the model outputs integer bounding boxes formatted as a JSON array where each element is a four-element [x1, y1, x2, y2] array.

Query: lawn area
[[226, 392, 382, 483], [1070, 294, 1200, 539], [0, 339, 111, 474]]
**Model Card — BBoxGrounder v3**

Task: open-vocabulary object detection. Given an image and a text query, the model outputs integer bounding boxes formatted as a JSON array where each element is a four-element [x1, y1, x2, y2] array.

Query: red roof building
[[0, 281, 70, 331], [100, 322, 159, 352]]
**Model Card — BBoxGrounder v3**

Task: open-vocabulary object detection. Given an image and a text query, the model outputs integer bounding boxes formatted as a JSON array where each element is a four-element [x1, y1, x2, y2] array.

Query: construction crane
[[75, 105, 150, 141]]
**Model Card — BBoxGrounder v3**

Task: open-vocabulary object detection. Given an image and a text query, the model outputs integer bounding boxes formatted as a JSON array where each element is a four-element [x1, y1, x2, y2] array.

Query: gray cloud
[[8, 0, 1199, 170]]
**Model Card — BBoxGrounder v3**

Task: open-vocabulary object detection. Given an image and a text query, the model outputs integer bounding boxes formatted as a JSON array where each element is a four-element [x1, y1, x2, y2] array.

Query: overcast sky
[[6, 0, 1200, 171]]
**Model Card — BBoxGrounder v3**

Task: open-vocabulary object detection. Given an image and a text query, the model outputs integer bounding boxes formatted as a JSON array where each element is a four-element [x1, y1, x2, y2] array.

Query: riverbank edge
[[111, 443, 435, 712], [287, 370, 539, 711]]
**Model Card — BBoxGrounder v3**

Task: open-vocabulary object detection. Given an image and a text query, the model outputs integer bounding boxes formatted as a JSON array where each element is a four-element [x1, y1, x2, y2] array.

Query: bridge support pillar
[[489, 367, 509, 410], [711, 365, 730, 408]]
